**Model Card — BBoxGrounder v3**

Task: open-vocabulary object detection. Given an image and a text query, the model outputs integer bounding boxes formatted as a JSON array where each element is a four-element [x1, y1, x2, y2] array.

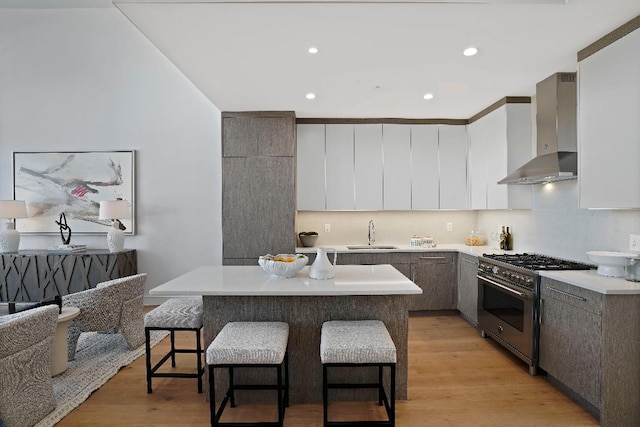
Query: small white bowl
[[586, 251, 639, 277], [258, 254, 309, 278]]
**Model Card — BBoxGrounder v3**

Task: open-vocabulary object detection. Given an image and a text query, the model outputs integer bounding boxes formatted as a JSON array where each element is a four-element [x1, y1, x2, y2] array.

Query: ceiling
[[14, 1, 640, 119]]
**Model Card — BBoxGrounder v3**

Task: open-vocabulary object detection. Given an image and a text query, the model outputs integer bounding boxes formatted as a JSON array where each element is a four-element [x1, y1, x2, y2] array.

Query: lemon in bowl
[[258, 254, 309, 278]]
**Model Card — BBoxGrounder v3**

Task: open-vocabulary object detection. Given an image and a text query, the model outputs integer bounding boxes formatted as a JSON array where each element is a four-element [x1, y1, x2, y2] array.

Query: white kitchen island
[[149, 264, 422, 403]]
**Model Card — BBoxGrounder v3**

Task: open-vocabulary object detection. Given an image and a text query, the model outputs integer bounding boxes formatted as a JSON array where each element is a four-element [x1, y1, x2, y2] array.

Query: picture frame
[[13, 151, 135, 235]]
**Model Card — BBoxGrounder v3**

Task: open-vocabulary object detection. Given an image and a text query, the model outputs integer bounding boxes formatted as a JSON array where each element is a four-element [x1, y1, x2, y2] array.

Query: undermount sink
[[346, 245, 398, 250]]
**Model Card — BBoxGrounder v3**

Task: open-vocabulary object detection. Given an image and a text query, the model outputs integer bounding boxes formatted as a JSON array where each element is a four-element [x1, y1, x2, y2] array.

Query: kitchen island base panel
[[203, 294, 410, 404]]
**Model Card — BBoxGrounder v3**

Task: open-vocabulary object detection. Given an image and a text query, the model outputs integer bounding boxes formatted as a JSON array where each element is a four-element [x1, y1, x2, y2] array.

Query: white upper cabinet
[[411, 125, 440, 209], [468, 103, 532, 210], [579, 27, 640, 209], [297, 122, 468, 211], [468, 118, 488, 209], [354, 124, 384, 210], [438, 125, 468, 209], [325, 124, 355, 210], [297, 124, 326, 210], [383, 124, 412, 210]]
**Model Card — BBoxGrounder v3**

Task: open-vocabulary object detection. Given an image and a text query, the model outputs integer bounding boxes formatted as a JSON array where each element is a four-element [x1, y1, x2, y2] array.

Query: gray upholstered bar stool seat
[[144, 297, 204, 393], [206, 322, 289, 427], [320, 320, 397, 427]]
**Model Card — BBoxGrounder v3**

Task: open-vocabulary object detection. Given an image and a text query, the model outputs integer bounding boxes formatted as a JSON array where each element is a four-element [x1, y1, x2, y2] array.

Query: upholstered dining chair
[[62, 273, 147, 361], [0, 305, 59, 427]]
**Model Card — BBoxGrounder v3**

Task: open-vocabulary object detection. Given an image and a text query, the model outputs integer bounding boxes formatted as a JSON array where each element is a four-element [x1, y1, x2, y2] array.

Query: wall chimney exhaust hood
[[498, 72, 577, 185]]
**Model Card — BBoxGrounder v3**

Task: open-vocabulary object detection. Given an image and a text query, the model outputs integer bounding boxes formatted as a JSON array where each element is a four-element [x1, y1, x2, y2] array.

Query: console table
[[0, 249, 137, 302]]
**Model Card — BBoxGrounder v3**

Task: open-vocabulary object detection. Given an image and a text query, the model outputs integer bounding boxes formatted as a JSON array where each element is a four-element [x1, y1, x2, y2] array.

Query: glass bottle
[[506, 227, 513, 250], [499, 226, 506, 250]]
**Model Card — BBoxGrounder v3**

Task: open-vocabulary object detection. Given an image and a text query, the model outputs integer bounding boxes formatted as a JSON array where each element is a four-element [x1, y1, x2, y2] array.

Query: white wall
[[0, 7, 223, 303], [296, 210, 477, 247], [299, 180, 640, 265], [477, 180, 640, 263]]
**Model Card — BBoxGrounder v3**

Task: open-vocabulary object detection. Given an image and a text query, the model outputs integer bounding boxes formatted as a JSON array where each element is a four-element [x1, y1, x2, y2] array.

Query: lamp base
[[106, 227, 125, 253], [0, 226, 20, 253]]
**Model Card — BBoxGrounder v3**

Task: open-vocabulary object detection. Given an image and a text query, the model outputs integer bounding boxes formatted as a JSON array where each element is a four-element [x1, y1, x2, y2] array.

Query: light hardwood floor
[[56, 314, 599, 427]]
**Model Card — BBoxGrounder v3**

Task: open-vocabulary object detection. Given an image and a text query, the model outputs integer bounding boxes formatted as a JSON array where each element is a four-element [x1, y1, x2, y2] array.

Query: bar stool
[[206, 322, 289, 427], [320, 320, 397, 427], [144, 297, 204, 393]]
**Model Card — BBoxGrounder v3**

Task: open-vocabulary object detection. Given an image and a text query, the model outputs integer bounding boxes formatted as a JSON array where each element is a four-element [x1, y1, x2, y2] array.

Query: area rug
[[35, 330, 168, 427]]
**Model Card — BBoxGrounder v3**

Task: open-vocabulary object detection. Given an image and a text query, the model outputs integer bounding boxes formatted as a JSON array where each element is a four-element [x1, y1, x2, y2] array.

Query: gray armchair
[[62, 273, 147, 361], [0, 305, 59, 427]]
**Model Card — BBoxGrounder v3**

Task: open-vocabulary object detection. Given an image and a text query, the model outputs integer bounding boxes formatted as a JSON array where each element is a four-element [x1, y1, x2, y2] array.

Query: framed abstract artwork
[[13, 151, 135, 235]]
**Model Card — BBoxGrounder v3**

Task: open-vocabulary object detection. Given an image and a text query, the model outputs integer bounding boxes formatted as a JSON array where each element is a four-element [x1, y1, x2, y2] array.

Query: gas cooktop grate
[[482, 253, 594, 271]]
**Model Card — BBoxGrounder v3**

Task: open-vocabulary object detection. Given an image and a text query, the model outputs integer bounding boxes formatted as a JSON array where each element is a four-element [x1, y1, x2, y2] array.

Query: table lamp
[[0, 200, 28, 253], [99, 200, 130, 253]]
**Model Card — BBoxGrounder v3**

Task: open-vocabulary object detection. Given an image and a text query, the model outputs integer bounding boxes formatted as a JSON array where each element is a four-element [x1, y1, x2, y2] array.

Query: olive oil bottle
[[499, 226, 506, 250], [505, 227, 513, 250]]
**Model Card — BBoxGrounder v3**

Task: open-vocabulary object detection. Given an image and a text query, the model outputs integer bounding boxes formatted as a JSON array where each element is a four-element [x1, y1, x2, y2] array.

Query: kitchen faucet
[[368, 219, 375, 245]]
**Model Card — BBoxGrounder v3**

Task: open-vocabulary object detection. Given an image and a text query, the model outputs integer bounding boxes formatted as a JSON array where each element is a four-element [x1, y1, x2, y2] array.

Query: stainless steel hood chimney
[[498, 72, 577, 184]]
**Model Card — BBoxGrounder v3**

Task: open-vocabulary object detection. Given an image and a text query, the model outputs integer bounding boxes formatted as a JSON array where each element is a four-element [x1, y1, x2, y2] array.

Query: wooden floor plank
[[56, 313, 599, 426]]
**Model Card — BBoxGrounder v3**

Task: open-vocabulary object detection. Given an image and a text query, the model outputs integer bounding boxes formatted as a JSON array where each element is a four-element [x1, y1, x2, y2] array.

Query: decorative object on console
[[298, 231, 318, 247], [55, 212, 72, 244], [99, 199, 131, 253], [0, 200, 28, 253], [13, 151, 135, 234], [48, 244, 87, 254]]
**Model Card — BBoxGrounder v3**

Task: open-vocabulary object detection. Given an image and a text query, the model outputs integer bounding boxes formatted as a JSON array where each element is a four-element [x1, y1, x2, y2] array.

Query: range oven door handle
[[477, 275, 524, 297]]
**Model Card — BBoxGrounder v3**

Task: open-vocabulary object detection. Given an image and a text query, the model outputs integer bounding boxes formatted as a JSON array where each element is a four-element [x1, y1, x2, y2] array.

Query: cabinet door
[[468, 119, 488, 210], [410, 253, 456, 311], [411, 125, 439, 209], [579, 29, 640, 208], [222, 157, 295, 259], [484, 108, 509, 210], [504, 104, 533, 209], [383, 124, 412, 210], [457, 254, 478, 324], [297, 124, 326, 210], [354, 124, 383, 210], [539, 281, 602, 409], [325, 124, 355, 210], [439, 125, 468, 209], [223, 114, 295, 157]]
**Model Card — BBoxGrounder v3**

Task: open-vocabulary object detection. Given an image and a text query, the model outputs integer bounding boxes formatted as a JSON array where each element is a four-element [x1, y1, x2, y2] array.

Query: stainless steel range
[[477, 253, 593, 376]]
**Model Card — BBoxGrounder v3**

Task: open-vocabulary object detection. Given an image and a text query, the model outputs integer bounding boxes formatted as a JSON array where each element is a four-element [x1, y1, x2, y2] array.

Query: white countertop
[[540, 270, 640, 295], [297, 243, 640, 295], [149, 264, 422, 297], [296, 243, 506, 257]]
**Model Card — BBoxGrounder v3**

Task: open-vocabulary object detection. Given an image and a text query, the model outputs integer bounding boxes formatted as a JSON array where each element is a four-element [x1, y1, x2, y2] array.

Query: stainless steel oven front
[[477, 271, 538, 376]]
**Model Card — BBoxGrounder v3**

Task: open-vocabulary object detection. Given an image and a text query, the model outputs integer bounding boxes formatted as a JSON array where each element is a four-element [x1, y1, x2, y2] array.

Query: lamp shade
[[0, 200, 28, 219], [98, 200, 130, 220]]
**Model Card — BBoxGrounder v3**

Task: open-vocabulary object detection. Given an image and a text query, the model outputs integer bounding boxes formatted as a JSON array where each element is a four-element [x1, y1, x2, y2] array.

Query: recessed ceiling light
[[423, 93, 434, 100], [306, 93, 316, 100], [463, 47, 478, 57], [308, 47, 319, 54]]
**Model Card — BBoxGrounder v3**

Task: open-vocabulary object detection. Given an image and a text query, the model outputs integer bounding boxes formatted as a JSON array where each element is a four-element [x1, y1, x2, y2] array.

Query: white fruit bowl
[[258, 254, 309, 278], [586, 251, 638, 277]]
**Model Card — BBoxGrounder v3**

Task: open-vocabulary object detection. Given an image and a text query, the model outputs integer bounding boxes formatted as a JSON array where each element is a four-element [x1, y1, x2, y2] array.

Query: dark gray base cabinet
[[0, 249, 137, 302], [539, 278, 602, 409], [539, 277, 640, 427], [409, 252, 457, 311], [333, 251, 456, 311], [457, 253, 478, 325]]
